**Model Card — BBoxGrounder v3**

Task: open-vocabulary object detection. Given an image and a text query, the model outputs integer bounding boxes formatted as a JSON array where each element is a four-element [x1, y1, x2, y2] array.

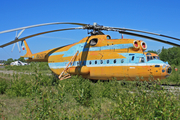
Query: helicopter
[[1, 22, 180, 81]]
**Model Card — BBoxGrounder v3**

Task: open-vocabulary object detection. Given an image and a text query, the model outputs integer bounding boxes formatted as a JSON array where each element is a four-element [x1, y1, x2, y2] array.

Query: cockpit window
[[152, 56, 160, 60], [147, 56, 153, 61], [139, 57, 145, 63], [146, 53, 151, 55]]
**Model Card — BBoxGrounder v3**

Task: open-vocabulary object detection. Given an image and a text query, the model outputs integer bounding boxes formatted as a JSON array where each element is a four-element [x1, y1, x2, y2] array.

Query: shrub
[[0, 79, 8, 94], [6, 76, 32, 97]]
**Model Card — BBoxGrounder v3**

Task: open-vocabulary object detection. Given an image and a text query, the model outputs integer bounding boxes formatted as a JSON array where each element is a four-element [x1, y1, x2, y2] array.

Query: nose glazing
[[167, 67, 172, 74]]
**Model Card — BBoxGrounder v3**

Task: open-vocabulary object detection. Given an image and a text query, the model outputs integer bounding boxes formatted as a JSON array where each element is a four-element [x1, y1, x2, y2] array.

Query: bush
[[0, 79, 8, 94], [6, 76, 32, 97]]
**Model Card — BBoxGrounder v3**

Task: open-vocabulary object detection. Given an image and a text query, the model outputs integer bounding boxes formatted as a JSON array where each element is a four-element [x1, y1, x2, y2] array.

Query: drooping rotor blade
[[118, 31, 180, 47], [107, 27, 180, 41], [0, 27, 83, 48], [0, 22, 87, 34]]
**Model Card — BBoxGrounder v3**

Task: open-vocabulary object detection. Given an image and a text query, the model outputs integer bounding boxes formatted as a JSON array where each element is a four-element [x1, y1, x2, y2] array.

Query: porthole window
[[101, 60, 103, 64], [114, 59, 116, 63], [89, 61, 92, 65], [121, 59, 124, 63], [107, 35, 111, 39], [107, 60, 109, 64], [95, 60, 97, 64]]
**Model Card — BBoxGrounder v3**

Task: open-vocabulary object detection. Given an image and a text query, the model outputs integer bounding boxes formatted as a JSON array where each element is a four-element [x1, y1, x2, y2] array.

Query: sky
[[0, 0, 180, 60]]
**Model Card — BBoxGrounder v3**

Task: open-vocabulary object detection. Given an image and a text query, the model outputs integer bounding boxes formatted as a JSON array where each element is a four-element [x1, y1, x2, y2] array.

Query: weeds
[[0, 78, 8, 94], [0, 64, 180, 119]]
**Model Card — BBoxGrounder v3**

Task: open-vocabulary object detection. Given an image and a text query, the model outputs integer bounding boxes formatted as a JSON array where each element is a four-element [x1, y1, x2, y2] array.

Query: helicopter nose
[[161, 63, 172, 78], [163, 64, 172, 78]]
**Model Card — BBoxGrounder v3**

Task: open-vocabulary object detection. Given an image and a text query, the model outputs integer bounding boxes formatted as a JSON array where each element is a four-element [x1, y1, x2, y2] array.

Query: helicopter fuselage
[[47, 35, 171, 81]]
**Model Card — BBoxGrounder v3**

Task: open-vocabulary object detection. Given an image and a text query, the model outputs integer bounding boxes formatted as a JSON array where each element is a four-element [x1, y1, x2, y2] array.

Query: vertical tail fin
[[21, 40, 32, 57]]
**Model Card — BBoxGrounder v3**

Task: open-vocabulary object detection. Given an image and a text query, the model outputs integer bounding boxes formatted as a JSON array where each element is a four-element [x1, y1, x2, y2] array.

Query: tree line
[[2, 57, 26, 65], [148, 47, 180, 65]]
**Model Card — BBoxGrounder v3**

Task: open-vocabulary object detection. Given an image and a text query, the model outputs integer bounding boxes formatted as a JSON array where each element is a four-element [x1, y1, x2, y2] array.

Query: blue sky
[[0, 0, 180, 60]]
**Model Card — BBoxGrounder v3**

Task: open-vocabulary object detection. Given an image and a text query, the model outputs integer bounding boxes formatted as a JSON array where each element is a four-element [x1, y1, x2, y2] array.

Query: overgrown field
[[0, 64, 180, 119]]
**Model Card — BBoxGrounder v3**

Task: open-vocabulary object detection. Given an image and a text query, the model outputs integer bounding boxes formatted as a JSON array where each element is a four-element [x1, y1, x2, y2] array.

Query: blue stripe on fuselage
[[48, 58, 165, 69]]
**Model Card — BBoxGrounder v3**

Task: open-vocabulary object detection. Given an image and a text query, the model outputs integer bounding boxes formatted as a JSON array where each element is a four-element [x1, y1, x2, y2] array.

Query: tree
[[147, 49, 161, 55], [147, 50, 158, 54], [159, 47, 180, 65], [5, 58, 14, 65], [18, 57, 25, 62]]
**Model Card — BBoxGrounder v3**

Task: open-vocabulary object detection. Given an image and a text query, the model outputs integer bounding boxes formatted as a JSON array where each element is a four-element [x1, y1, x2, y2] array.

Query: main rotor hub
[[85, 23, 105, 35]]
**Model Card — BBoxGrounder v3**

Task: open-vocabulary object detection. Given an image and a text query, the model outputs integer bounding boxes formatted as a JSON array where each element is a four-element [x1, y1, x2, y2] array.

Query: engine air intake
[[141, 41, 147, 50], [133, 40, 139, 49]]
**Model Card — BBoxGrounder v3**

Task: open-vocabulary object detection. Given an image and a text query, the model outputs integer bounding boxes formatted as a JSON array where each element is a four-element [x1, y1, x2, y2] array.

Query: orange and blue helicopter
[[1, 22, 180, 81]]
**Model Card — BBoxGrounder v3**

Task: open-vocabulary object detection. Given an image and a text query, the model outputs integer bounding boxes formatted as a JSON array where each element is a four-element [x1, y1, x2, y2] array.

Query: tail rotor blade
[[17, 42, 21, 53], [0, 27, 83, 48]]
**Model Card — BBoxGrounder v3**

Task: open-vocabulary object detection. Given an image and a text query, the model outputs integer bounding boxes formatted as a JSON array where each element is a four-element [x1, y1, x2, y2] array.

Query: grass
[[3, 62, 52, 74], [0, 94, 27, 119], [0, 64, 180, 119]]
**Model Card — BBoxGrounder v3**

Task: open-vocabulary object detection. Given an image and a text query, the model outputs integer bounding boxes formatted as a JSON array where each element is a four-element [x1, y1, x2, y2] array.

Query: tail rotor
[[11, 29, 25, 53]]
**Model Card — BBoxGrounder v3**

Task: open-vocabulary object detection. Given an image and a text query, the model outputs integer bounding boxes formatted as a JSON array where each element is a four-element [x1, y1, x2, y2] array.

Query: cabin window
[[139, 57, 145, 63], [101, 60, 103, 64], [77, 62, 80, 66], [89, 61, 92, 65], [121, 59, 124, 63], [95, 60, 97, 64], [107, 60, 109, 64], [114, 59, 116, 63], [132, 56, 134, 61]]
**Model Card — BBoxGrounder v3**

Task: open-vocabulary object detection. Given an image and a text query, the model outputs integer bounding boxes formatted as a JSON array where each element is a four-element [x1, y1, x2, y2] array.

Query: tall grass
[[0, 64, 180, 119], [0, 79, 8, 94]]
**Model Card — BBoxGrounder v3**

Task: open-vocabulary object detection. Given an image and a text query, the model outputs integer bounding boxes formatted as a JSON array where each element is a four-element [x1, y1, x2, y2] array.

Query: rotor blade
[[0, 27, 83, 48], [119, 31, 180, 47], [107, 27, 180, 41], [17, 29, 25, 38], [11, 43, 16, 52], [0, 22, 87, 34]]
